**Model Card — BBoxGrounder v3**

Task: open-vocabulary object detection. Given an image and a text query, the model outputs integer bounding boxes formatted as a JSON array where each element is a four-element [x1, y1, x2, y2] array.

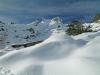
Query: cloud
[[0, 0, 99, 14], [0, 0, 100, 23]]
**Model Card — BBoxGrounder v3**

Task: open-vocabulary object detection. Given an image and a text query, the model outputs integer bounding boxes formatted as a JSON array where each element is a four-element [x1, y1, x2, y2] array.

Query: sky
[[0, 0, 100, 23]]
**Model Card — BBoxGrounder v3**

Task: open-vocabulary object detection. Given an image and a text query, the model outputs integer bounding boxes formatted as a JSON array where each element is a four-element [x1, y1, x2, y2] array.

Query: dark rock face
[[11, 41, 43, 49]]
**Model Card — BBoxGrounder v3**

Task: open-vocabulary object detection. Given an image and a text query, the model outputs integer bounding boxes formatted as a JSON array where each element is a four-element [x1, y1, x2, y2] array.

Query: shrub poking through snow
[[66, 20, 92, 35]]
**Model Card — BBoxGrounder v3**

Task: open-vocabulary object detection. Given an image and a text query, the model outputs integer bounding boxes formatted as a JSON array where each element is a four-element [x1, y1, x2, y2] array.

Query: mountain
[[0, 17, 100, 50], [49, 17, 62, 25], [0, 18, 100, 50], [0, 18, 67, 50]]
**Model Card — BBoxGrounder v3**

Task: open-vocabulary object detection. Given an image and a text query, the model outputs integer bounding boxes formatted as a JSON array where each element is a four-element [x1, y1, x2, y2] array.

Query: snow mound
[[0, 31, 100, 75], [0, 31, 86, 75], [43, 33, 100, 75], [76, 36, 100, 59]]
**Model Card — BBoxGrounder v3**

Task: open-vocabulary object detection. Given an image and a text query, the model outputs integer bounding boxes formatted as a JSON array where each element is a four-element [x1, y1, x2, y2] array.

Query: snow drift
[[0, 31, 85, 75], [0, 31, 100, 75]]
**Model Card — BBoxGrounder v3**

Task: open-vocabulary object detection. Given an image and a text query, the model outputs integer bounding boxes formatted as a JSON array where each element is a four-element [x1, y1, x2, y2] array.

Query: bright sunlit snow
[[0, 26, 100, 75], [0, 17, 100, 75]]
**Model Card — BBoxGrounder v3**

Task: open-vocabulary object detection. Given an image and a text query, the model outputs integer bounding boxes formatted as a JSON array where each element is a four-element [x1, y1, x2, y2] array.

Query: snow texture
[[0, 19, 100, 75]]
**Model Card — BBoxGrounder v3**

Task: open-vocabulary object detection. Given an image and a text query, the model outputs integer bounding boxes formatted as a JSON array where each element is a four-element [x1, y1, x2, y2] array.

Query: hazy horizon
[[0, 0, 100, 23]]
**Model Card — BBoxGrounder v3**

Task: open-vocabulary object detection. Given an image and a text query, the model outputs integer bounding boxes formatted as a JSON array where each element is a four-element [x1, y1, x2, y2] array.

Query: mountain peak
[[50, 17, 62, 25]]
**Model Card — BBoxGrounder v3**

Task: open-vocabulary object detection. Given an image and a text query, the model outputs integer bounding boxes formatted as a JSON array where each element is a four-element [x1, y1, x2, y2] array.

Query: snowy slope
[[1, 17, 100, 50], [1, 18, 100, 75], [73, 31, 100, 41], [0, 31, 86, 75], [6, 19, 51, 45], [0, 30, 100, 75], [1, 17, 67, 50], [0, 22, 7, 49], [83, 21, 100, 31], [8, 18, 63, 44]]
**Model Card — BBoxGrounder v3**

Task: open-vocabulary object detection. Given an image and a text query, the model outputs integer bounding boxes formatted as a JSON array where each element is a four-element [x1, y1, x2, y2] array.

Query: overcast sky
[[0, 0, 100, 23]]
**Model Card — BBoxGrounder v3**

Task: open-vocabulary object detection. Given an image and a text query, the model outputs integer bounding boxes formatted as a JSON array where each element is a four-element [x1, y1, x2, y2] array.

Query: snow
[[6, 20, 51, 45], [49, 17, 62, 25], [0, 29, 100, 75], [0, 18, 68, 50], [0, 18, 100, 75], [0, 18, 100, 50], [83, 22, 100, 31], [43, 31, 100, 75], [73, 31, 100, 41], [0, 31, 85, 75]]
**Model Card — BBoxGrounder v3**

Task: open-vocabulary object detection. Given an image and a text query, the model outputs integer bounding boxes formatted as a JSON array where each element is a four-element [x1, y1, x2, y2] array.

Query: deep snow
[[0, 18, 100, 75], [0, 30, 100, 75]]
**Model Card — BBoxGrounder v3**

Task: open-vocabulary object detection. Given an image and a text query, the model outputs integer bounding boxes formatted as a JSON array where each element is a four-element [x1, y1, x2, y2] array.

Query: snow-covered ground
[[1, 18, 100, 75], [0, 29, 100, 75]]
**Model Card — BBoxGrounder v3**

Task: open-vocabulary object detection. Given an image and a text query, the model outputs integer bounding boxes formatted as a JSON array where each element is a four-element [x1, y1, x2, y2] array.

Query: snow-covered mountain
[[0, 17, 67, 50], [0, 17, 100, 50]]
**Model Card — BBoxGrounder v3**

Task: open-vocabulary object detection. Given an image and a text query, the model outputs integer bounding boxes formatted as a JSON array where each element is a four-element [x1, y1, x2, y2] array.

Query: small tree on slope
[[66, 20, 92, 35]]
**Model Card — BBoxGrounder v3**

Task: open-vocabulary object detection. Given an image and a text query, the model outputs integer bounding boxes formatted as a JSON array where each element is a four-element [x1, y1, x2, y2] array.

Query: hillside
[[0, 29, 100, 75], [0, 18, 100, 75], [0, 17, 67, 50], [0, 17, 100, 50]]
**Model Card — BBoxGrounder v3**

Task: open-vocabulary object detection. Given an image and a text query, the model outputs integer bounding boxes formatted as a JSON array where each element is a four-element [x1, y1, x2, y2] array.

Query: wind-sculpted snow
[[76, 36, 100, 60], [0, 31, 100, 75], [0, 66, 14, 75], [73, 31, 100, 41]]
